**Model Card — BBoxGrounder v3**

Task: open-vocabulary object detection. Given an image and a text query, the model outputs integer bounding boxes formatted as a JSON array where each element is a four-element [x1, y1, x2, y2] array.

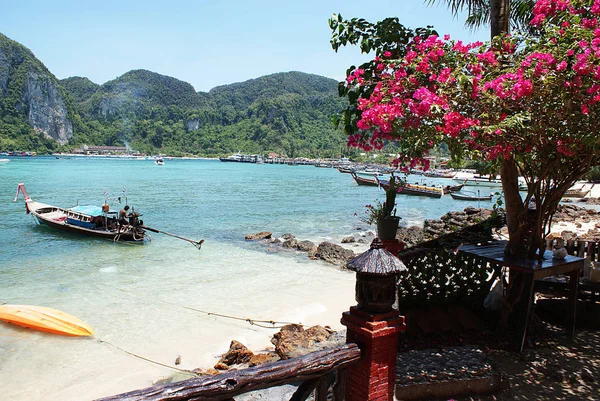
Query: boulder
[[217, 340, 254, 367], [281, 233, 295, 240], [396, 226, 426, 247], [249, 352, 280, 367], [296, 240, 316, 252], [245, 232, 272, 241], [271, 324, 334, 360], [314, 242, 355, 266], [341, 236, 356, 243], [282, 238, 298, 249]]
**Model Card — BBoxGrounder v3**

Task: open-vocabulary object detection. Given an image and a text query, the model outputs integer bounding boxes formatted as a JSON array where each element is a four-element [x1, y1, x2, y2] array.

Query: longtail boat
[[450, 191, 493, 201], [377, 177, 444, 198], [351, 172, 380, 186], [563, 185, 591, 198], [14, 183, 146, 242]]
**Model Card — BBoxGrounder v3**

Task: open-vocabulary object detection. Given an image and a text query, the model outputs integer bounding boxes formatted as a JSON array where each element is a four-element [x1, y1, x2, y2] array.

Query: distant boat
[[377, 177, 444, 198], [564, 185, 591, 198], [155, 157, 164, 166], [219, 153, 264, 163], [0, 158, 9, 163], [424, 170, 456, 179], [453, 177, 503, 188], [450, 191, 493, 201], [351, 172, 379, 186], [13, 183, 146, 242]]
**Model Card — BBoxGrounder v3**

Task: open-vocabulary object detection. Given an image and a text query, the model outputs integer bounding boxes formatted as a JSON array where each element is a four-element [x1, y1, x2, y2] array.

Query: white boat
[[453, 176, 503, 188], [155, 157, 164, 166], [0, 158, 9, 163]]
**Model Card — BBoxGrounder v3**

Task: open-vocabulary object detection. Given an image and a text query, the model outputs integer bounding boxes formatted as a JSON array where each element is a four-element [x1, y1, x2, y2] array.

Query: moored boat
[[155, 157, 164, 165], [13, 183, 146, 242], [351, 172, 379, 186], [450, 191, 493, 201], [563, 185, 591, 198], [453, 177, 504, 188], [377, 177, 444, 198]]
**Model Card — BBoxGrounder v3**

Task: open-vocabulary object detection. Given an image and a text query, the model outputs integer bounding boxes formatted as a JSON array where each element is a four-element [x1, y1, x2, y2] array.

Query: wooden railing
[[545, 237, 600, 261], [95, 343, 361, 401]]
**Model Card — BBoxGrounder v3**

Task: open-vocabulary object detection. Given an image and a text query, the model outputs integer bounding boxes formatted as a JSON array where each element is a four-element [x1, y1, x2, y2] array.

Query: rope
[[96, 338, 199, 378], [100, 284, 301, 329]]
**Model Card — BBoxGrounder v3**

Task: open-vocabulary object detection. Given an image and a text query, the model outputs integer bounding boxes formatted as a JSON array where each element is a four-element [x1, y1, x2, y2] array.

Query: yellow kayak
[[0, 304, 94, 337]]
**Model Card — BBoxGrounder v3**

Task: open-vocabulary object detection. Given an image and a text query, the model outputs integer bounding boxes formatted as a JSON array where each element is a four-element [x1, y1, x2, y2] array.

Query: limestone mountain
[[60, 76, 99, 104], [0, 32, 350, 157], [0, 33, 74, 148], [79, 69, 207, 120]]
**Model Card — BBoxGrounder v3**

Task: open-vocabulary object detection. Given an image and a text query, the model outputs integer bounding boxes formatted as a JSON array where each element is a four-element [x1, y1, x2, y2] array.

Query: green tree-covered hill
[[0, 33, 75, 151], [0, 33, 351, 157]]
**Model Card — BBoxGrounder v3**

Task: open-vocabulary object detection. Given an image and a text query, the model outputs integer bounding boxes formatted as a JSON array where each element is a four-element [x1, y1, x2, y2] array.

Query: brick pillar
[[341, 306, 406, 401]]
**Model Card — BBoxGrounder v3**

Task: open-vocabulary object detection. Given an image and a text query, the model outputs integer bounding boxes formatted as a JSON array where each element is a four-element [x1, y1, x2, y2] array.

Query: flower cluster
[[344, 0, 600, 172]]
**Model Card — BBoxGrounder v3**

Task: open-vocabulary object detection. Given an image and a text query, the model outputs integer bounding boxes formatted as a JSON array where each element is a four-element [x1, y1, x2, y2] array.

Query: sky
[[2, 0, 488, 93]]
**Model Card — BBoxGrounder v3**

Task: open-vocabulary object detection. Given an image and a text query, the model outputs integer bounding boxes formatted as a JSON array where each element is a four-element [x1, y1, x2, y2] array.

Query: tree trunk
[[490, 0, 511, 39], [501, 158, 543, 259]]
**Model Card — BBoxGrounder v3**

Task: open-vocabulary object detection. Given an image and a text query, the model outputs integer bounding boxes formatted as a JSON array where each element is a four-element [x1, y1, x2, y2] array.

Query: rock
[[282, 238, 298, 249], [271, 324, 334, 360], [296, 240, 316, 252], [245, 231, 272, 241], [341, 236, 356, 243], [174, 355, 181, 365], [396, 226, 426, 247], [313, 242, 355, 266], [213, 362, 230, 371], [248, 352, 279, 367], [0, 40, 74, 144], [192, 367, 220, 375], [304, 325, 332, 343], [217, 340, 254, 366], [281, 233, 295, 240]]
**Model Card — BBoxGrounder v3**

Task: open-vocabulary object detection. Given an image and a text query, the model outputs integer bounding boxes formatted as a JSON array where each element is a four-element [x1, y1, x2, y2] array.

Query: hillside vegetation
[[0, 33, 352, 158]]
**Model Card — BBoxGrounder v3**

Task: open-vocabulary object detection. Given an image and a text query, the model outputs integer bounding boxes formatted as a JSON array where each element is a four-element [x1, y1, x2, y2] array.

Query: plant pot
[[377, 216, 400, 240]]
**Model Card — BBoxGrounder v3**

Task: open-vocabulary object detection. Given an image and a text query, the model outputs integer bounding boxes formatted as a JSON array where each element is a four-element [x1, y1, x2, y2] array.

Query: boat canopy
[[69, 205, 106, 217]]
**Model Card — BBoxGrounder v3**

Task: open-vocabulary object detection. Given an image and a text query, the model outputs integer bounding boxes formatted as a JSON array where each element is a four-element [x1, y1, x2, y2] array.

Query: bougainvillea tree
[[331, 0, 600, 259]]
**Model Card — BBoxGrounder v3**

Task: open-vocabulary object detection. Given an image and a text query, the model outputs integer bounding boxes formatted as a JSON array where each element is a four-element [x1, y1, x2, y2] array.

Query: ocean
[[0, 156, 495, 400]]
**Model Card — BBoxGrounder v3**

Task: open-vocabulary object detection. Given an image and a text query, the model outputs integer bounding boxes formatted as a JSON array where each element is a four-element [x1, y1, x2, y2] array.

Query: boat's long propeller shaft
[[141, 226, 204, 250]]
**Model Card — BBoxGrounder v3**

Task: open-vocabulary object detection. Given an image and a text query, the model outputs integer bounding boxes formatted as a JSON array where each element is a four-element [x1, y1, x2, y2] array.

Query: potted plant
[[360, 175, 402, 240]]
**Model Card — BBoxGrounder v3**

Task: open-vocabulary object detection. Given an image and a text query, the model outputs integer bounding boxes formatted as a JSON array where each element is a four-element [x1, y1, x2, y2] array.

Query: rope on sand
[[96, 338, 199, 377], [100, 283, 302, 329]]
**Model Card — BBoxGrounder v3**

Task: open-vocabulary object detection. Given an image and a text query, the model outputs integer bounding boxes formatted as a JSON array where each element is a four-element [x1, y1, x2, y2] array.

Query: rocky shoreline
[[155, 202, 600, 396]]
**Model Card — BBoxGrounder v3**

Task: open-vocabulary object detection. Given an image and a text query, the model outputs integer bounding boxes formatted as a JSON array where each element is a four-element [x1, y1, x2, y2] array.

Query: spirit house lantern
[[347, 238, 408, 313]]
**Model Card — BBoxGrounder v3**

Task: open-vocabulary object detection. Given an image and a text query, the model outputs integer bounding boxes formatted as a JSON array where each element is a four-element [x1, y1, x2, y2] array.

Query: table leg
[[566, 267, 580, 339], [508, 272, 535, 353]]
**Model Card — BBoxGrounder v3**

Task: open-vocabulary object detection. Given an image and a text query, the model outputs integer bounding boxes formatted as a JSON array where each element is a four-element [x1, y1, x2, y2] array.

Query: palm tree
[[425, 0, 535, 38]]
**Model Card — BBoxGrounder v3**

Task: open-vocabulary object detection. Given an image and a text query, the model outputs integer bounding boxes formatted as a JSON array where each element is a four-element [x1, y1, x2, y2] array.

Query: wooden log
[[95, 344, 361, 401]]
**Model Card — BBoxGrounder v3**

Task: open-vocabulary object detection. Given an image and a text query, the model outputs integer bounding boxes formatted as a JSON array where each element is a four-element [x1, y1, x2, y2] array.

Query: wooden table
[[460, 240, 583, 353]]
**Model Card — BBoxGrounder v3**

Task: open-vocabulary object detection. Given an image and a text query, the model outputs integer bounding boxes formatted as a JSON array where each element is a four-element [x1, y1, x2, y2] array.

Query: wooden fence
[[95, 343, 361, 401]]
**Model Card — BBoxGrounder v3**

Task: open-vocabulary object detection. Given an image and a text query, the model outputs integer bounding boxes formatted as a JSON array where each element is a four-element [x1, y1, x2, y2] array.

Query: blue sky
[[3, 0, 488, 92]]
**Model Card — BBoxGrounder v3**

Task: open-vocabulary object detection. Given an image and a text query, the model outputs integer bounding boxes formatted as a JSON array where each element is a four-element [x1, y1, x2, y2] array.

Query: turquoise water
[[0, 157, 493, 400]]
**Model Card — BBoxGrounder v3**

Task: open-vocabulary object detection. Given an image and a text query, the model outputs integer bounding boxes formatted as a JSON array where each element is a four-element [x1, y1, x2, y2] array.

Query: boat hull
[[0, 305, 94, 336], [28, 201, 144, 242], [450, 192, 493, 201]]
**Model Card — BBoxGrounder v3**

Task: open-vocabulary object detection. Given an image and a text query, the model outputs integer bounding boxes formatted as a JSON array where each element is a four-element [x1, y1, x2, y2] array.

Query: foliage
[[0, 33, 77, 153], [586, 166, 600, 182], [424, 0, 536, 34], [331, 0, 600, 257]]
